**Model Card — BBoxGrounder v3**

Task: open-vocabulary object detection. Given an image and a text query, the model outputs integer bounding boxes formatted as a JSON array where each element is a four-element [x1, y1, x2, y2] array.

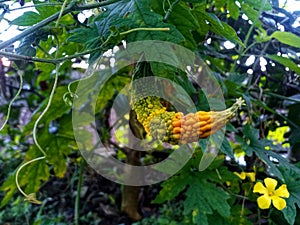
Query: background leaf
[[271, 31, 300, 48], [267, 54, 300, 75]]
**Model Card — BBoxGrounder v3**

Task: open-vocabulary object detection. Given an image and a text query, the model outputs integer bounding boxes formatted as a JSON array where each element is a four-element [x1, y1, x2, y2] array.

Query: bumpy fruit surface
[[132, 96, 244, 144]]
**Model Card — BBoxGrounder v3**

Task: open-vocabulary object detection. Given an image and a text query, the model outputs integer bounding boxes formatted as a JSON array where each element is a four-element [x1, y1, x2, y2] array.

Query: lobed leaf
[[152, 175, 191, 204], [184, 178, 230, 225]]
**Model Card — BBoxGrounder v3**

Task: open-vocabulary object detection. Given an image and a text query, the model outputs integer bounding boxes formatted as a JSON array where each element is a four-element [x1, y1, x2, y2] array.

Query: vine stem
[[120, 27, 170, 36], [31, 0, 66, 155], [15, 0, 66, 203], [32, 64, 59, 157], [0, 0, 121, 50], [0, 46, 103, 64], [15, 156, 46, 204], [0, 71, 23, 131], [55, 0, 69, 28]]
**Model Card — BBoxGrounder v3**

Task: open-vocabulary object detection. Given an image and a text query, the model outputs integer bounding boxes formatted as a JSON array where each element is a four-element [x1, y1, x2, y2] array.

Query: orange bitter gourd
[[132, 96, 244, 144]]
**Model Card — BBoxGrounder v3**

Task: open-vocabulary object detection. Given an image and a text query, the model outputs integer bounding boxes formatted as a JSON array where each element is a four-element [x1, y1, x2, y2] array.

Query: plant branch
[[0, 46, 102, 64], [0, 0, 121, 50]]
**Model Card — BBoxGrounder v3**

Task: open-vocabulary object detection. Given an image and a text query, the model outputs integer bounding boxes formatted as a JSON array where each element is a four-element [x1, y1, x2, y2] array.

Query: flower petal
[[264, 178, 277, 192], [253, 182, 267, 194], [246, 172, 256, 182], [271, 196, 287, 210], [234, 172, 246, 180], [274, 184, 290, 198], [257, 195, 271, 209]]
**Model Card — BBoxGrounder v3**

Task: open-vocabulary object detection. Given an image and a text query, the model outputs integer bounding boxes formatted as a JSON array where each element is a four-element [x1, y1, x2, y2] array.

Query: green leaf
[[280, 167, 300, 225], [271, 31, 300, 48], [184, 179, 230, 225], [219, 135, 234, 158], [227, 73, 248, 85], [47, 137, 73, 178], [244, 0, 272, 10], [0, 150, 50, 207], [240, 3, 261, 27], [152, 175, 190, 204], [126, 1, 184, 43], [191, 7, 209, 36], [214, 0, 226, 9], [11, 11, 41, 26], [227, 0, 239, 20], [23, 86, 71, 134], [0, 175, 17, 207], [11, 5, 61, 27], [35, 5, 60, 20], [152, 1, 200, 49], [242, 124, 300, 180], [204, 13, 245, 47], [15, 42, 36, 57], [150, 62, 196, 97], [67, 27, 99, 44], [94, 0, 135, 37], [184, 181, 211, 225], [94, 0, 185, 43], [180, 0, 206, 2], [267, 54, 300, 75], [21, 157, 50, 195], [26, 122, 75, 179]]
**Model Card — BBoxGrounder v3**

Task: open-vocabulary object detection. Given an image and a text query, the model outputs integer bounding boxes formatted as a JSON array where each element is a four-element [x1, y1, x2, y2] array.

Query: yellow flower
[[234, 171, 256, 182], [253, 178, 290, 210]]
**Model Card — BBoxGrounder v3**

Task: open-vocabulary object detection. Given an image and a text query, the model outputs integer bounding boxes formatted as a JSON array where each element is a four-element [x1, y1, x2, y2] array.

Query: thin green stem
[[55, 0, 69, 28], [120, 27, 170, 36], [74, 160, 86, 225], [0, 46, 102, 64], [15, 156, 46, 204], [0, 71, 23, 131], [32, 13, 63, 156], [240, 41, 257, 56], [32, 64, 59, 156]]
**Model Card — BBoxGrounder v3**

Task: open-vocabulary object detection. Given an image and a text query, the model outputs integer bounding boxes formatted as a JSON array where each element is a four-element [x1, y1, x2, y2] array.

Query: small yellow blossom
[[234, 171, 256, 182], [253, 177, 290, 210]]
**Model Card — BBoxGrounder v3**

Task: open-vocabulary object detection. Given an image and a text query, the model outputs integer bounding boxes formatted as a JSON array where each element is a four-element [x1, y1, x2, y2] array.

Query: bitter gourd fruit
[[132, 96, 244, 144]]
